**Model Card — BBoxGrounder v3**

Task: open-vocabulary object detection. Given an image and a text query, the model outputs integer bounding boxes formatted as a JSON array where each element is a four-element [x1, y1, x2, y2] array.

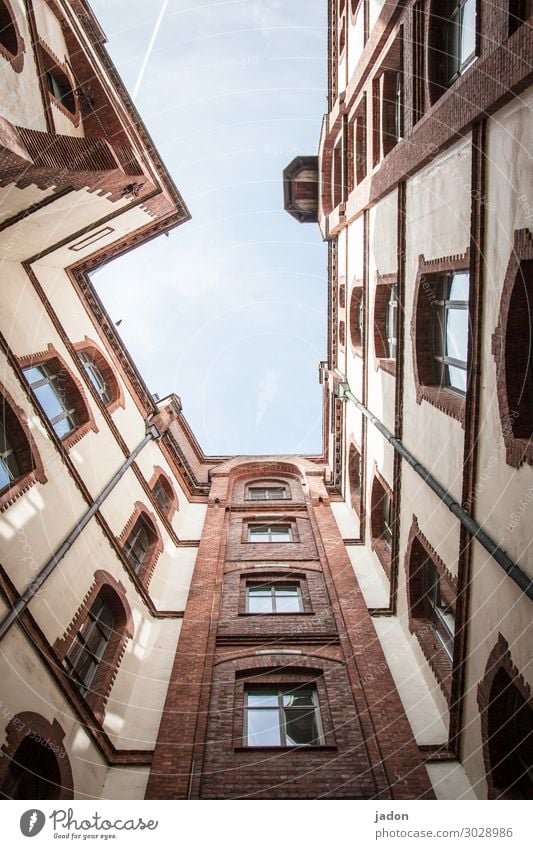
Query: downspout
[[0, 422, 161, 642], [334, 378, 533, 600]]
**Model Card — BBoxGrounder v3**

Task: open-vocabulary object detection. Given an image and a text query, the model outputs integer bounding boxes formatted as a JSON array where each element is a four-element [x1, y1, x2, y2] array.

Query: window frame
[[62, 595, 114, 697], [247, 523, 293, 543], [431, 272, 469, 397], [245, 581, 303, 614], [243, 685, 324, 748], [23, 362, 79, 439]]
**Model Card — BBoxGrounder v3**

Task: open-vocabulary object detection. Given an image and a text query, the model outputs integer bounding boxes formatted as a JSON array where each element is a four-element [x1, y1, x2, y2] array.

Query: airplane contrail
[[132, 0, 169, 102]]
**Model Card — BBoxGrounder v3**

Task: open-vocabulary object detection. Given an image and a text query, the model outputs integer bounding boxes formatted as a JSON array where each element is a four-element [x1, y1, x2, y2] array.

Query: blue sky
[[91, 0, 327, 456]]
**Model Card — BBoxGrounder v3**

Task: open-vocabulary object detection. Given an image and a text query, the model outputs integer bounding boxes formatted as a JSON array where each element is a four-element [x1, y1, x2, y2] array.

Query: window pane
[[270, 526, 291, 542], [449, 271, 469, 301], [53, 415, 75, 438], [23, 366, 46, 385], [274, 585, 299, 597], [247, 594, 274, 613], [246, 709, 281, 746], [282, 690, 315, 707], [447, 364, 467, 393], [284, 706, 320, 746], [248, 526, 270, 542], [33, 382, 64, 421], [460, 0, 476, 65], [246, 692, 279, 707], [446, 306, 468, 362], [275, 594, 301, 613]]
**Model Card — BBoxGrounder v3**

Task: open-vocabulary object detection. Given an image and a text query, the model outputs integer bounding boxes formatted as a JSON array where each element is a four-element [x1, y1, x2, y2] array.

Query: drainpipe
[[333, 376, 533, 601], [0, 422, 161, 642]]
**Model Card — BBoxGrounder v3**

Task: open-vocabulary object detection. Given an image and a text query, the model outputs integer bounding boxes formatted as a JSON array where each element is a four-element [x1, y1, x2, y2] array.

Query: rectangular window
[[248, 524, 292, 543], [244, 687, 323, 747], [246, 583, 302, 613], [445, 0, 476, 83]]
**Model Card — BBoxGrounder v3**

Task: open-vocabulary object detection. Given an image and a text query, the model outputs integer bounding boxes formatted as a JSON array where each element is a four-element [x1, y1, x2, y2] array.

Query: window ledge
[[239, 611, 315, 617], [234, 745, 337, 752]]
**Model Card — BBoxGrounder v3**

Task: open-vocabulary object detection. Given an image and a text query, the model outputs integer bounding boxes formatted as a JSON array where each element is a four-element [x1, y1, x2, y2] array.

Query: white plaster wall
[[0, 1, 46, 130], [331, 499, 360, 538], [101, 766, 150, 800], [347, 544, 389, 607]]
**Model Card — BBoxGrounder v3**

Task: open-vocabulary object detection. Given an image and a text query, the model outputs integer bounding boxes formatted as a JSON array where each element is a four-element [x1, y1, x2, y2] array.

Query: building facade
[[0, 0, 531, 800]]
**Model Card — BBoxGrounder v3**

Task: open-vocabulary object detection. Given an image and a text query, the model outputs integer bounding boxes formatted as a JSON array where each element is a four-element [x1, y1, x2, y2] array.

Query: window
[[153, 477, 172, 511], [374, 278, 398, 374], [372, 37, 402, 164], [353, 95, 367, 184], [429, 0, 476, 101], [244, 686, 323, 747], [248, 486, 287, 501], [420, 558, 455, 660], [348, 444, 362, 515], [509, 0, 532, 36], [412, 256, 470, 423], [78, 351, 113, 405], [23, 362, 79, 438], [124, 517, 152, 574], [412, 1, 426, 123], [63, 595, 113, 696], [487, 671, 533, 799], [432, 271, 469, 395], [248, 524, 292, 543], [0, 0, 24, 71], [246, 582, 302, 613], [0, 736, 62, 800], [386, 283, 399, 359], [492, 236, 533, 467], [406, 522, 456, 701], [370, 474, 393, 576], [0, 418, 21, 493], [349, 284, 364, 353]]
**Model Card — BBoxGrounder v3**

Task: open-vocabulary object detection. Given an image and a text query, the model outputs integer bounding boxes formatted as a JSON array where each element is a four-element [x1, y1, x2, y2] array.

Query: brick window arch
[[348, 442, 362, 517], [478, 635, 533, 799], [370, 469, 393, 577], [0, 713, 73, 799], [405, 517, 456, 702], [119, 502, 163, 588], [339, 282, 346, 309], [20, 344, 97, 450], [0, 0, 24, 71], [411, 251, 470, 425], [74, 339, 124, 414], [54, 570, 134, 721], [492, 229, 533, 468], [349, 282, 364, 355], [339, 319, 346, 348], [0, 386, 46, 511], [150, 466, 179, 519]]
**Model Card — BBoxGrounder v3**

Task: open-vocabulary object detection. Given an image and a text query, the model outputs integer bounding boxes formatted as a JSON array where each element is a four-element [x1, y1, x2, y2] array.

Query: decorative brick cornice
[[492, 228, 533, 468]]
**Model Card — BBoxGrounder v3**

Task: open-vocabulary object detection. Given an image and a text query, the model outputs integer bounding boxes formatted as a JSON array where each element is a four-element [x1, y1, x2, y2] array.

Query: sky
[[90, 0, 328, 457]]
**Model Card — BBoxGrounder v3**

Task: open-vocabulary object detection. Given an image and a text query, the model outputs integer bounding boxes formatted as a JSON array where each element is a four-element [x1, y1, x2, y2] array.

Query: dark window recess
[[153, 477, 173, 512], [509, 0, 532, 36], [43, 59, 75, 113], [420, 558, 455, 659], [244, 687, 323, 747], [0, 418, 21, 493], [124, 519, 152, 573], [63, 596, 113, 696], [504, 260, 533, 441], [413, 1, 426, 123], [429, 0, 476, 101], [0, 1, 18, 56], [0, 737, 62, 800], [488, 671, 533, 799]]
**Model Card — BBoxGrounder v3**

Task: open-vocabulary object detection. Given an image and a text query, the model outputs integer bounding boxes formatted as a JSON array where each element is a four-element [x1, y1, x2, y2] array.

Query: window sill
[[415, 384, 466, 427], [239, 611, 315, 617], [376, 357, 396, 377], [234, 745, 337, 752]]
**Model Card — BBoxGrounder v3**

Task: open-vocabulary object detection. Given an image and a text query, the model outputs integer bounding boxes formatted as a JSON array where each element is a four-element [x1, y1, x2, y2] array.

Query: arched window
[[349, 283, 364, 354], [370, 473, 393, 576], [120, 505, 163, 587], [39, 42, 76, 116], [492, 233, 533, 467], [0, 1, 24, 72], [21, 348, 96, 448], [487, 670, 533, 799], [150, 469, 178, 519], [0, 713, 73, 800], [406, 520, 456, 701], [79, 351, 112, 405], [63, 595, 114, 696], [348, 444, 362, 515], [75, 342, 123, 413], [0, 389, 46, 510]]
